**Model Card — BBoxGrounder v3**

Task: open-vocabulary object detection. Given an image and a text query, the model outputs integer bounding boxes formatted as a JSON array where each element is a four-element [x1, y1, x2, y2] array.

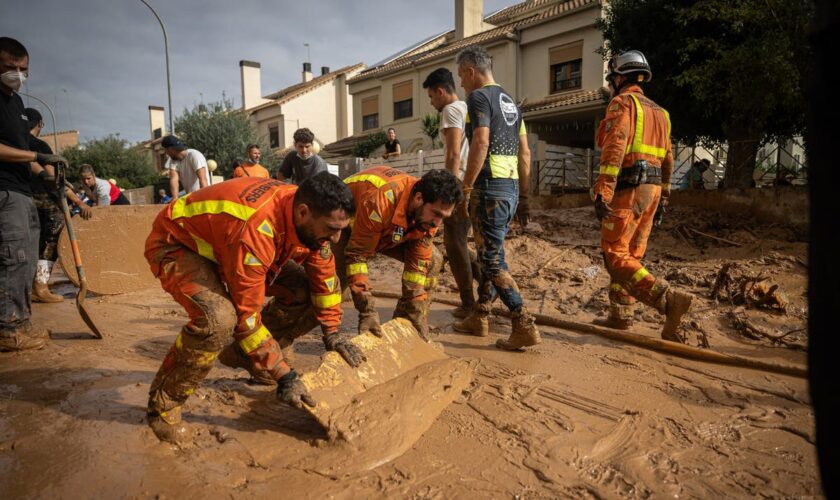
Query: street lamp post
[[140, 0, 174, 136], [18, 92, 59, 153]]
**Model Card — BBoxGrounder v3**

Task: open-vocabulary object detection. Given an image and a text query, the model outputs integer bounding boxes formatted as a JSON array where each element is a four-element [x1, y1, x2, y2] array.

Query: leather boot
[[32, 281, 64, 303], [593, 303, 634, 330], [658, 290, 693, 342], [217, 343, 275, 385], [147, 406, 191, 446], [454, 309, 489, 337], [452, 305, 471, 319], [496, 307, 541, 350], [0, 325, 49, 352]]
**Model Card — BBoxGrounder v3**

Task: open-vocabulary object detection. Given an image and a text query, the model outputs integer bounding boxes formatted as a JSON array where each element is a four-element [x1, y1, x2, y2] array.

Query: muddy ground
[[0, 205, 818, 498]]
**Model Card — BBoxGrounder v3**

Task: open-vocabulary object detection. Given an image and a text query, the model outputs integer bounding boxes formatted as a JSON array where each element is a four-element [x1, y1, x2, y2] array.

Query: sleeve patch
[[243, 252, 263, 267], [369, 210, 382, 223], [608, 103, 620, 112], [384, 190, 395, 204], [324, 276, 337, 292], [257, 220, 275, 238]]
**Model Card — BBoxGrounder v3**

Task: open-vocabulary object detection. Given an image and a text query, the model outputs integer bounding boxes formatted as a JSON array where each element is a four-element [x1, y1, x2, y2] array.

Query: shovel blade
[[76, 280, 103, 339]]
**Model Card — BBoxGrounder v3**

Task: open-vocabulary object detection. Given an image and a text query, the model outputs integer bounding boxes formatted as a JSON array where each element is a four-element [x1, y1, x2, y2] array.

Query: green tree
[[63, 134, 156, 189], [598, 0, 813, 188], [174, 98, 275, 178], [352, 131, 388, 158], [421, 113, 441, 149]]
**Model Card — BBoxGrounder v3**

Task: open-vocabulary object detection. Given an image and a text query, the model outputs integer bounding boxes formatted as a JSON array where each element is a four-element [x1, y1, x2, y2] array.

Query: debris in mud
[[711, 263, 789, 313], [728, 309, 806, 350]]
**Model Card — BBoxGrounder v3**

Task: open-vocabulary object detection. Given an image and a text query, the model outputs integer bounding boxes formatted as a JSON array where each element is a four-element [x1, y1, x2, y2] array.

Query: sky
[[1, 0, 513, 144]]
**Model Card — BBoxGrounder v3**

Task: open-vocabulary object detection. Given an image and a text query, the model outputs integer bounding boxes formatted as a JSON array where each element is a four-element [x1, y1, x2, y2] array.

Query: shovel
[[55, 162, 103, 339]]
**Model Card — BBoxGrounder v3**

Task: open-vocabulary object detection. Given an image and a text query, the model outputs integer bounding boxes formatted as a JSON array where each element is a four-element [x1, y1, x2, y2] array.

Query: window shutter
[[361, 96, 379, 116], [549, 41, 583, 66], [392, 81, 412, 102]]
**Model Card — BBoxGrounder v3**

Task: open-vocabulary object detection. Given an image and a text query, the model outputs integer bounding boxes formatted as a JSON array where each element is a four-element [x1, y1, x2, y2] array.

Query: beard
[[296, 224, 322, 250]]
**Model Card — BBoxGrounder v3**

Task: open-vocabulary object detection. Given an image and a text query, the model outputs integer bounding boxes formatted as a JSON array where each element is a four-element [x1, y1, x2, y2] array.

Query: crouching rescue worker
[[143, 172, 358, 444], [591, 50, 693, 342], [339, 166, 461, 340]]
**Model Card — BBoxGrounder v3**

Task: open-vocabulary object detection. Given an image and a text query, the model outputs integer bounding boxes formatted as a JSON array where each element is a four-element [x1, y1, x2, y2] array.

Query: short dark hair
[[293, 128, 315, 144], [246, 144, 259, 151], [387, 127, 396, 134], [231, 158, 243, 169], [422, 68, 456, 94], [294, 171, 355, 217], [0, 37, 28, 59], [79, 164, 95, 176], [412, 169, 462, 206]]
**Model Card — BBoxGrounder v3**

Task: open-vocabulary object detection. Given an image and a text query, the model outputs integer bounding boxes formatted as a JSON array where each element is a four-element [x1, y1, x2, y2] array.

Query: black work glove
[[653, 201, 666, 228], [594, 194, 613, 221], [353, 292, 382, 337], [35, 152, 67, 166], [323, 332, 367, 367], [516, 192, 530, 227], [276, 369, 315, 409]]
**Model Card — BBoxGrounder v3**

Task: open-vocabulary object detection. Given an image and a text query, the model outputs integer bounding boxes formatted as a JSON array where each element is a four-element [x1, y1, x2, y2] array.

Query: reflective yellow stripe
[[191, 234, 217, 263], [175, 333, 183, 350], [630, 267, 650, 284], [312, 291, 342, 308], [488, 154, 519, 179], [344, 173, 387, 188], [402, 271, 427, 287], [239, 325, 272, 354], [599, 165, 620, 177], [519, 121, 526, 136], [425, 276, 437, 288], [171, 197, 256, 221], [346, 263, 368, 276], [610, 283, 625, 292], [625, 94, 667, 159]]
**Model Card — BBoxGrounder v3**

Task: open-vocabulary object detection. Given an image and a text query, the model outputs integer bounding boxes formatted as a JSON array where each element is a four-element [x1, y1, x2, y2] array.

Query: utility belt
[[616, 160, 662, 191]]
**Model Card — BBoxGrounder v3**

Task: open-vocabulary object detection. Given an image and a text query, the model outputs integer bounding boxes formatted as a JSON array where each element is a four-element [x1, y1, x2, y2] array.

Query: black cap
[[161, 135, 187, 150], [24, 108, 43, 129]]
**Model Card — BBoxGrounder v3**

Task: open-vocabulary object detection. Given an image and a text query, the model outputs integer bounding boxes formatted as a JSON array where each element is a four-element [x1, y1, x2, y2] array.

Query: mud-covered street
[[0, 203, 817, 498]]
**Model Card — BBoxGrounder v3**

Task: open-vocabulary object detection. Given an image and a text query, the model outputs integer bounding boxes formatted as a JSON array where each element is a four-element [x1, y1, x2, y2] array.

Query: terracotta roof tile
[[520, 88, 604, 113]]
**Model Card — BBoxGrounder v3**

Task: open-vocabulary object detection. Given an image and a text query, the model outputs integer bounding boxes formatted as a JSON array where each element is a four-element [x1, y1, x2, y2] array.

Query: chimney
[[455, 0, 484, 40], [302, 62, 313, 82], [321, 66, 330, 76], [148, 105, 165, 140], [240, 60, 263, 110]]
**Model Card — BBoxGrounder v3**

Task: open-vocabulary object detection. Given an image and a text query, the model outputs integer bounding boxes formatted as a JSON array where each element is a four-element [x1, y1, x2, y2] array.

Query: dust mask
[[1, 70, 26, 91]]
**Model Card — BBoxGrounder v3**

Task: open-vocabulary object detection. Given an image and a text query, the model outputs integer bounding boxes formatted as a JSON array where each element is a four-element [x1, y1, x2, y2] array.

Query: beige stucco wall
[[280, 81, 340, 146], [518, 7, 605, 102]]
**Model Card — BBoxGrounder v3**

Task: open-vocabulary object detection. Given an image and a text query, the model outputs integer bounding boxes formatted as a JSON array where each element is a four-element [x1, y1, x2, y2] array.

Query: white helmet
[[607, 50, 652, 82]]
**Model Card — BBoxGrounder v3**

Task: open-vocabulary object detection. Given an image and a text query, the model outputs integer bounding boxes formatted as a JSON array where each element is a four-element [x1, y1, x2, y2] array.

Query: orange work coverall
[[144, 177, 341, 416], [337, 166, 442, 314], [592, 84, 674, 316], [232, 163, 270, 178]]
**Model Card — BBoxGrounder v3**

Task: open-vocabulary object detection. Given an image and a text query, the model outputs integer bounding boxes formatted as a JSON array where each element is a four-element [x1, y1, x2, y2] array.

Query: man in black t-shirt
[[452, 45, 540, 351], [278, 127, 328, 184], [0, 37, 64, 352], [383, 127, 401, 159]]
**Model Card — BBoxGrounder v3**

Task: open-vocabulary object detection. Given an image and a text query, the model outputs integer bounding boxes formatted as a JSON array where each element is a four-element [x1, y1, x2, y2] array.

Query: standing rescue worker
[[591, 50, 693, 341], [340, 166, 460, 340], [143, 172, 359, 444]]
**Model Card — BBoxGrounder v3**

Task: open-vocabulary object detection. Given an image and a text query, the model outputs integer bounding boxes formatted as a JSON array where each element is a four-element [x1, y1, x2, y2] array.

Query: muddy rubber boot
[[147, 406, 191, 446], [496, 307, 541, 351], [453, 309, 489, 337], [0, 326, 49, 352], [660, 290, 693, 342], [32, 281, 64, 303], [217, 343, 275, 385], [593, 303, 634, 330]]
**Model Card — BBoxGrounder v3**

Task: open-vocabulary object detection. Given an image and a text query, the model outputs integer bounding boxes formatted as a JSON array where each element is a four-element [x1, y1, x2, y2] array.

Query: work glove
[[276, 369, 315, 409], [353, 292, 382, 337], [653, 199, 666, 228], [35, 152, 67, 167], [323, 332, 367, 367], [594, 194, 613, 221], [394, 298, 430, 341], [516, 192, 530, 227]]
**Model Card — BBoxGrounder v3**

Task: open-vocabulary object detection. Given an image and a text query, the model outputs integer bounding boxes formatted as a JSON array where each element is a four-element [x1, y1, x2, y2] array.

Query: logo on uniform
[[320, 243, 331, 260], [392, 226, 405, 242], [499, 93, 518, 126], [324, 276, 337, 292]]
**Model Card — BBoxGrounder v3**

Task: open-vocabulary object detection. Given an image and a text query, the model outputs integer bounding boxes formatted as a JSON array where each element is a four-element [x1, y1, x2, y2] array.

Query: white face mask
[[1, 70, 27, 91]]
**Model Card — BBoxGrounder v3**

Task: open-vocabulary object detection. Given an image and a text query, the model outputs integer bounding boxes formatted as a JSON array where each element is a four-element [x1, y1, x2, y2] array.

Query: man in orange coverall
[[591, 50, 694, 342], [339, 166, 462, 340], [144, 172, 358, 444]]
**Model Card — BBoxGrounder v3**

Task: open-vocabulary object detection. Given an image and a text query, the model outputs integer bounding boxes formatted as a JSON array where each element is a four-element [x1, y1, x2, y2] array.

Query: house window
[[392, 81, 413, 120], [549, 41, 583, 94], [269, 125, 280, 149], [551, 59, 582, 92], [361, 95, 379, 131]]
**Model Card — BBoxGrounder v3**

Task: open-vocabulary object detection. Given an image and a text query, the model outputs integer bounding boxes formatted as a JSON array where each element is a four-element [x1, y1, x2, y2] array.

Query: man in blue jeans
[[452, 45, 540, 350]]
